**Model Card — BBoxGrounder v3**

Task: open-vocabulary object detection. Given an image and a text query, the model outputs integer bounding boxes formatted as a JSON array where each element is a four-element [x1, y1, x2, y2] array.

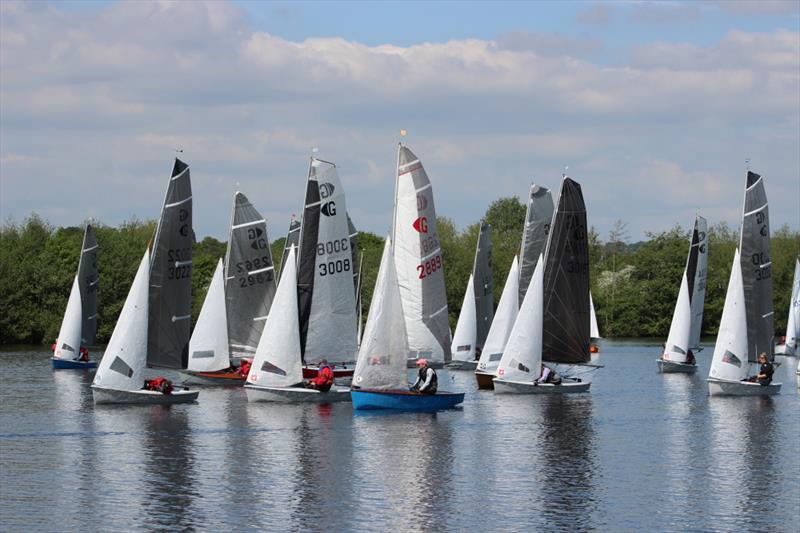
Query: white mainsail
[[93, 250, 150, 391], [188, 259, 229, 372], [353, 238, 409, 390], [663, 273, 692, 363], [782, 258, 799, 354], [247, 246, 302, 388], [709, 249, 749, 383], [589, 292, 601, 339], [392, 144, 451, 364], [476, 256, 520, 375], [451, 275, 477, 363], [496, 255, 545, 383], [53, 277, 83, 361]]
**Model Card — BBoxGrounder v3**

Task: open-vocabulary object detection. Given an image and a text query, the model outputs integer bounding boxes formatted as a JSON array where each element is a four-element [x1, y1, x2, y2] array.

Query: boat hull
[[52, 358, 97, 370], [492, 378, 591, 394], [475, 371, 495, 390], [92, 386, 199, 405], [657, 359, 698, 374], [707, 378, 782, 396], [244, 385, 351, 403], [301, 366, 355, 379], [447, 360, 478, 371], [181, 370, 246, 386], [351, 389, 464, 411], [774, 344, 796, 357]]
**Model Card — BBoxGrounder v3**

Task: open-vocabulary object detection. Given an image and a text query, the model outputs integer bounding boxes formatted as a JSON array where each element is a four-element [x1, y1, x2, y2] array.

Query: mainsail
[[519, 184, 554, 304], [784, 258, 800, 353], [542, 177, 590, 365], [279, 217, 301, 281], [739, 171, 774, 362], [687, 216, 708, 350], [296, 158, 358, 364], [224, 192, 277, 358], [147, 158, 193, 369], [78, 224, 99, 346], [473, 221, 494, 351], [392, 144, 451, 363]]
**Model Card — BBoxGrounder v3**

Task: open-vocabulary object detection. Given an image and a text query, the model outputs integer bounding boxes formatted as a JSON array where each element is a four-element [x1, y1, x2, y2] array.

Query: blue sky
[[1, 0, 798, 242]]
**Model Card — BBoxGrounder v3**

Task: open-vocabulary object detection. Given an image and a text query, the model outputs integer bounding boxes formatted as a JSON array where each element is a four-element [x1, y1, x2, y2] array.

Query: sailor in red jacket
[[306, 359, 334, 392]]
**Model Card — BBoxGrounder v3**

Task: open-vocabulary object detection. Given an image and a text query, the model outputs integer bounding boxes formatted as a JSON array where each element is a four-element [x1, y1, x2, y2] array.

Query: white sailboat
[[245, 245, 350, 403], [494, 255, 590, 393], [708, 171, 780, 396], [658, 215, 708, 373], [775, 257, 799, 356], [392, 144, 451, 367], [475, 256, 520, 389]]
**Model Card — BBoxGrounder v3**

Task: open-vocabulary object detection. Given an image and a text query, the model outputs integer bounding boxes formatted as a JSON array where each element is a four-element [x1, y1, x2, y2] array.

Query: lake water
[[1, 340, 798, 532]]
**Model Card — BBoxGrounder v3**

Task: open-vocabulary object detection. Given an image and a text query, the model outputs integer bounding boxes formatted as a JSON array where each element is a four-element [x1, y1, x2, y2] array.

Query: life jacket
[[311, 365, 334, 392], [237, 359, 252, 377], [143, 377, 173, 395], [418, 367, 438, 393]]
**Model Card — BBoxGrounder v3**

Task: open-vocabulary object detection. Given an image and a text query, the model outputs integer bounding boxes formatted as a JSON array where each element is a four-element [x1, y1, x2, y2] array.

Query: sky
[[1, 0, 798, 243]]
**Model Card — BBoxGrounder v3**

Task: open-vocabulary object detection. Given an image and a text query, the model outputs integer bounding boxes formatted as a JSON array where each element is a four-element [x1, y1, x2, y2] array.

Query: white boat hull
[[92, 386, 199, 405], [707, 378, 782, 396], [244, 384, 351, 403], [657, 359, 698, 374], [446, 360, 478, 371], [774, 344, 796, 357], [492, 378, 591, 394]]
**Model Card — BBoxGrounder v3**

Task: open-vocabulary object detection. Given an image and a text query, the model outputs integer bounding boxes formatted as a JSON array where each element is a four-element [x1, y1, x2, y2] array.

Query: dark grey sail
[[687, 215, 708, 350], [77, 223, 99, 346], [278, 217, 302, 281], [739, 171, 774, 362], [473, 221, 494, 350], [224, 192, 277, 359], [541, 177, 590, 365], [348, 213, 359, 298], [519, 184, 554, 304], [296, 160, 322, 360], [147, 158, 192, 369]]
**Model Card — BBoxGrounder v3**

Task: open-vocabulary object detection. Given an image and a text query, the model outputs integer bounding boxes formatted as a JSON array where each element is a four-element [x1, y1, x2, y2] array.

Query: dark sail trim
[[297, 161, 321, 361]]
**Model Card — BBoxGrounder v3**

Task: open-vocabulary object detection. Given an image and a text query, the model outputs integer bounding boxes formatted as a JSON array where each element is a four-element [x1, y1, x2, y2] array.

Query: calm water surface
[[1, 340, 798, 532]]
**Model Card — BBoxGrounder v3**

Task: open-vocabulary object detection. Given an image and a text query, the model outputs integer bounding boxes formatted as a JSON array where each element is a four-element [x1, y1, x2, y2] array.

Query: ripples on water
[[1, 341, 798, 532]]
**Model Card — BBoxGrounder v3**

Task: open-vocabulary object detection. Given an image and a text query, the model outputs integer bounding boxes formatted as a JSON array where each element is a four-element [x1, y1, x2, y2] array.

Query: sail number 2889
[[417, 255, 442, 279]]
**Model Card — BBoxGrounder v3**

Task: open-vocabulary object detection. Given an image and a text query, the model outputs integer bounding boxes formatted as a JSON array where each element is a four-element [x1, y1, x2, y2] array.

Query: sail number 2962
[[417, 255, 442, 279]]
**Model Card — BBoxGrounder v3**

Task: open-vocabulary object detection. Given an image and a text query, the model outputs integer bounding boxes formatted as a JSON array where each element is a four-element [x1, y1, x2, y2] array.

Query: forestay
[[78, 224, 98, 346], [148, 158, 193, 369], [93, 250, 150, 391], [353, 238, 409, 390], [476, 257, 520, 374], [542, 177, 590, 365], [497, 255, 545, 383], [54, 277, 83, 361], [473, 221, 494, 351], [709, 249, 749, 382], [688, 216, 708, 350], [224, 192, 277, 358], [451, 275, 477, 362], [740, 171, 774, 362], [392, 144, 451, 363], [188, 259, 229, 372], [519, 184, 554, 304], [297, 159, 358, 364], [247, 246, 302, 388]]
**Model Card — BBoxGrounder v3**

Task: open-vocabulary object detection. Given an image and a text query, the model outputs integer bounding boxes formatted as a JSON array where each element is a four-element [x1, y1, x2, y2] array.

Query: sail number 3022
[[417, 255, 442, 279]]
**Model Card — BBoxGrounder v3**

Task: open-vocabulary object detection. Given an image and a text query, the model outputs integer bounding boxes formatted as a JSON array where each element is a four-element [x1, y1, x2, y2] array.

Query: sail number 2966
[[417, 255, 442, 279]]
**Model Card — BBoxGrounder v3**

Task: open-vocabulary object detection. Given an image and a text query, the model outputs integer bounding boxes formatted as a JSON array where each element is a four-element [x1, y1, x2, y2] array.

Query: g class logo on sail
[[321, 201, 337, 217], [319, 183, 335, 198], [413, 217, 428, 233]]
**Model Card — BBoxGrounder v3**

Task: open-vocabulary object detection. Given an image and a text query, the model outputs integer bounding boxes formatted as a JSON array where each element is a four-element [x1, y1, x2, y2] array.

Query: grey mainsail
[[687, 215, 708, 350], [78, 223, 99, 346], [473, 221, 494, 350], [279, 217, 302, 281], [519, 184, 554, 304], [224, 192, 277, 359], [147, 158, 193, 369], [740, 171, 774, 362], [541, 177, 590, 365]]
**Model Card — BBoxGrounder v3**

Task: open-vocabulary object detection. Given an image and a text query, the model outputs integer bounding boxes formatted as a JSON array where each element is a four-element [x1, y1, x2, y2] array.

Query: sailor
[[746, 352, 774, 386], [411, 359, 437, 394], [536, 364, 562, 385], [306, 359, 334, 392], [685, 349, 696, 365]]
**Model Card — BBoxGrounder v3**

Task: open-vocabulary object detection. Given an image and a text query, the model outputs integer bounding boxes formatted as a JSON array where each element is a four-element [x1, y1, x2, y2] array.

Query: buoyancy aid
[[143, 377, 173, 395]]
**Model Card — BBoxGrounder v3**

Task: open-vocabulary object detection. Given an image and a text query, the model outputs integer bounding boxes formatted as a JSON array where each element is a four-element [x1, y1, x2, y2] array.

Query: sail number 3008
[[417, 255, 442, 279]]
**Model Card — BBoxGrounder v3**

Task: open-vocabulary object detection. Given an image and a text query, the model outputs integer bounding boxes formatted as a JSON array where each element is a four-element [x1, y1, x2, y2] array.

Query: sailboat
[[519, 183, 554, 304], [296, 157, 359, 378], [245, 245, 350, 403], [708, 171, 781, 395], [52, 223, 99, 369], [184, 192, 277, 385], [449, 221, 493, 370], [775, 257, 799, 356], [351, 238, 465, 411], [392, 144, 451, 367], [92, 159, 199, 404], [658, 215, 709, 373], [475, 256, 520, 389], [494, 254, 590, 393]]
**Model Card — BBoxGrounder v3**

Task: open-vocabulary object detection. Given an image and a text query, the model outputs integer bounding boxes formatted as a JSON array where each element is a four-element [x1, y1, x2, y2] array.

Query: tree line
[[1, 203, 797, 346]]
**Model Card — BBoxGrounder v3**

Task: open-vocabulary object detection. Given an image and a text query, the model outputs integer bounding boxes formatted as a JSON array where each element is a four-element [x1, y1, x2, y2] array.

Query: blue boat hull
[[52, 358, 97, 370], [351, 389, 464, 412]]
